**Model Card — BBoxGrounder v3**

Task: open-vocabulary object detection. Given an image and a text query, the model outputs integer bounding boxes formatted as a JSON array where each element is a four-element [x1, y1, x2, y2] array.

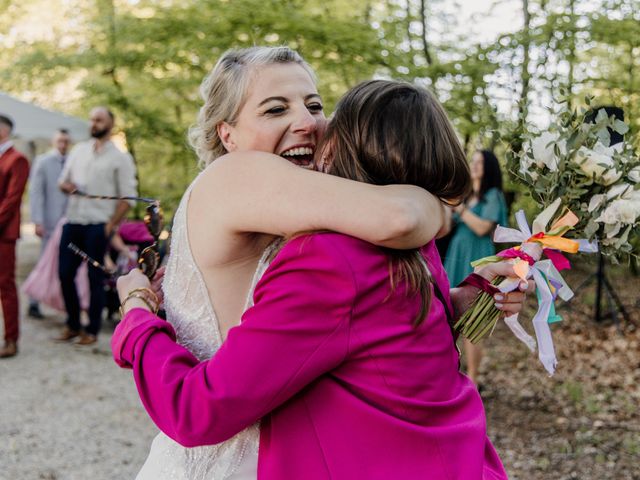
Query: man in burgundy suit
[[0, 114, 30, 358]]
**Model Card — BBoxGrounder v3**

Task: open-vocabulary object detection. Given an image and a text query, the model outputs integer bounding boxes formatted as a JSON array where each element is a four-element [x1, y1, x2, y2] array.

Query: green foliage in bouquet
[[504, 95, 640, 259], [455, 97, 640, 364]]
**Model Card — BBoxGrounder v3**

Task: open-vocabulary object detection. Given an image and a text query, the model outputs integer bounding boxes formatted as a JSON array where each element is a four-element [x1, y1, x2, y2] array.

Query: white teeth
[[282, 147, 313, 156]]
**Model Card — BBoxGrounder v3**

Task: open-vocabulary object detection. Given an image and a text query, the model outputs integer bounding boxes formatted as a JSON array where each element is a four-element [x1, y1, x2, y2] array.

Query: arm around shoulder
[[192, 151, 443, 249]]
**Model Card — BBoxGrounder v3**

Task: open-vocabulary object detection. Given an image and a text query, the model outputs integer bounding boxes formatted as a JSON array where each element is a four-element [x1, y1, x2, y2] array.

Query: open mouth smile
[[280, 146, 315, 168]]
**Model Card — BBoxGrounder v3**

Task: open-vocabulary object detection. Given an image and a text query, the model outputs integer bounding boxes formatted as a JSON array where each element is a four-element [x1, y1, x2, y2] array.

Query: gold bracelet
[[119, 292, 158, 317], [127, 287, 160, 306]]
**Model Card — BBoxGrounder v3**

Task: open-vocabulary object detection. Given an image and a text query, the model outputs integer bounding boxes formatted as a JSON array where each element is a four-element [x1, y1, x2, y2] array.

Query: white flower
[[628, 166, 640, 183], [588, 194, 606, 212], [606, 183, 634, 200], [596, 198, 640, 229], [614, 200, 639, 224], [531, 132, 565, 171], [519, 148, 539, 181], [602, 169, 623, 186], [574, 142, 620, 185]]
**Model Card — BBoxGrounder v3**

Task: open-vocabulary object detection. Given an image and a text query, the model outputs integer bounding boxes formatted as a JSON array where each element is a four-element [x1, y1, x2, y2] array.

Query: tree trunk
[[567, 0, 576, 107], [628, 42, 635, 108], [405, 0, 413, 48], [519, 0, 531, 123], [419, 0, 433, 65]]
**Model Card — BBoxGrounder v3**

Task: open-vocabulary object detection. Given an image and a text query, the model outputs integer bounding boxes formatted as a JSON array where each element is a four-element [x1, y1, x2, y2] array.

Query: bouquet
[[454, 99, 640, 375]]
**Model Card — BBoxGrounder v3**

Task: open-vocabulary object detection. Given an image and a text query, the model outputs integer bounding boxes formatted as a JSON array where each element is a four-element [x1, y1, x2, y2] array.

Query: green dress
[[444, 188, 508, 287]]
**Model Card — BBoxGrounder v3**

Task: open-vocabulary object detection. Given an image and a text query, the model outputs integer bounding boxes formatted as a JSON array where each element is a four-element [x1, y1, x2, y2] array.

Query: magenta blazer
[[113, 233, 507, 479]]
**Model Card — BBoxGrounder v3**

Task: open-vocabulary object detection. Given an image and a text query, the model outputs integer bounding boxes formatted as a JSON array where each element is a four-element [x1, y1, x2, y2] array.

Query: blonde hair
[[189, 46, 317, 169]]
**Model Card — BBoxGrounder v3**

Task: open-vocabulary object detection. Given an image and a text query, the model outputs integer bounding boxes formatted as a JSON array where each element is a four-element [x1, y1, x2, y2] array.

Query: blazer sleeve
[[28, 156, 46, 225], [112, 233, 355, 447], [0, 154, 29, 230]]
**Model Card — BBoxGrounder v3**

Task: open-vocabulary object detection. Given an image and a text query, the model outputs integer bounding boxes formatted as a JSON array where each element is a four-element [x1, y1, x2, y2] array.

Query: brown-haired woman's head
[[320, 79, 471, 203], [318, 80, 470, 326]]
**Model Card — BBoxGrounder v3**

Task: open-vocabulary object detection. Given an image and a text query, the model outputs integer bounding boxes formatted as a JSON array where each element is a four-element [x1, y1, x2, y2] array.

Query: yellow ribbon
[[527, 208, 581, 253], [527, 234, 580, 253]]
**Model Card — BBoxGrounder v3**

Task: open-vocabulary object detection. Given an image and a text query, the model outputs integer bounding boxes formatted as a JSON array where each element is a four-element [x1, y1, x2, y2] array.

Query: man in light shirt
[[57, 107, 137, 345], [27, 129, 72, 319]]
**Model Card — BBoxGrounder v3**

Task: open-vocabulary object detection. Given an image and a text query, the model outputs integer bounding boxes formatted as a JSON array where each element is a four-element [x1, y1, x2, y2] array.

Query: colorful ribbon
[[486, 198, 597, 375]]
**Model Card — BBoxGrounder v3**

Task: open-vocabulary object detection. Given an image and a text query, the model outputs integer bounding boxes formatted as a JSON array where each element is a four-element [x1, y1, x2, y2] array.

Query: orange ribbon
[[527, 232, 580, 254]]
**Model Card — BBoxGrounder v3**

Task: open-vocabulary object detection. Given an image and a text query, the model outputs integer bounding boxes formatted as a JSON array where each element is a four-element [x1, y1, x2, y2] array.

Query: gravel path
[[0, 234, 156, 480]]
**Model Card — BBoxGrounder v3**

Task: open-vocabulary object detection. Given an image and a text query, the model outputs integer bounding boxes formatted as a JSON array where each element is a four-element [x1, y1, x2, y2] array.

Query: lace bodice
[[136, 180, 274, 480]]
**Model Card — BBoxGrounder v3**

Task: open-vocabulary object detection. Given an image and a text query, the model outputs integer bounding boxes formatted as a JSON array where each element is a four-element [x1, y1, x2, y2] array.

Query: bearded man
[[57, 107, 137, 345]]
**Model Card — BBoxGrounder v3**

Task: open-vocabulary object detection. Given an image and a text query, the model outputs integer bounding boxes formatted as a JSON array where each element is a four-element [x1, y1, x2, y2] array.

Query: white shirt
[[0, 140, 14, 156], [59, 139, 138, 224]]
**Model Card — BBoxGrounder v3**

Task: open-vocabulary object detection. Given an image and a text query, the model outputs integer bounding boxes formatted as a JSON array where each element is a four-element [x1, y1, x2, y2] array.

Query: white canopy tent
[[0, 92, 89, 158]]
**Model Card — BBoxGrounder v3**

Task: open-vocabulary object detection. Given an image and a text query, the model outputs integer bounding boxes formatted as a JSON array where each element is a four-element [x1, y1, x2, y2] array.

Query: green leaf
[[613, 119, 630, 135], [585, 221, 600, 238], [595, 108, 609, 124]]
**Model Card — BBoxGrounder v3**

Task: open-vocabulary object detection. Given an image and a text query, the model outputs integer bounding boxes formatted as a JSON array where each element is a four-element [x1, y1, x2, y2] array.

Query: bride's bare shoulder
[[186, 155, 274, 267]]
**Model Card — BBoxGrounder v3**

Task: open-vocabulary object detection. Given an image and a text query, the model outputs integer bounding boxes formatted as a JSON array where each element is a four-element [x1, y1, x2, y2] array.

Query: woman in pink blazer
[[113, 80, 525, 479]]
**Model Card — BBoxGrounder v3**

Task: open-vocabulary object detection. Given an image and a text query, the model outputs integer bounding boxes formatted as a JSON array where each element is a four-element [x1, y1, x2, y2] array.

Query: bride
[[133, 47, 445, 479]]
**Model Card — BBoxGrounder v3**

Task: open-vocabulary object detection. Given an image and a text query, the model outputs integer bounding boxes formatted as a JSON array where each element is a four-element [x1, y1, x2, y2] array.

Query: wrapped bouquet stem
[[454, 199, 598, 375]]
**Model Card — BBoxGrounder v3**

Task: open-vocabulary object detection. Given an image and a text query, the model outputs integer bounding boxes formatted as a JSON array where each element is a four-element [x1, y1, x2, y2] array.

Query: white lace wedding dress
[[136, 181, 274, 479]]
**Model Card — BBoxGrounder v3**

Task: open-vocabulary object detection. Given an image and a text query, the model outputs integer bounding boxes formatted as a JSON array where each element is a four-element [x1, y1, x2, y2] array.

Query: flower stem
[[454, 275, 505, 343]]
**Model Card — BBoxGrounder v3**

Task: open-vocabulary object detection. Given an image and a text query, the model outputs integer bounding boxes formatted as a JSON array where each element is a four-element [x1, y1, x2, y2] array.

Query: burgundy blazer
[[0, 146, 30, 241]]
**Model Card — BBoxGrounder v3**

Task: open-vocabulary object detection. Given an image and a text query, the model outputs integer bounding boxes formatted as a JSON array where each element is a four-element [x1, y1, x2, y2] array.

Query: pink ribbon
[[497, 248, 536, 266], [542, 249, 571, 272]]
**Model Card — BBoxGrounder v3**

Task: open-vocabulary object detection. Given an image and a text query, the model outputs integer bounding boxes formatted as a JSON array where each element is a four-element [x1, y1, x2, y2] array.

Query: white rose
[[628, 166, 640, 183], [596, 204, 616, 224], [606, 183, 632, 200], [595, 141, 621, 156], [531, 132, 565, 172], [596, 198, 640, 226], [616, 200, 640, 224], [575, 142, 616, 181], [519, 150, 539, 181], [630, 190, 640, 202], [602, 168, 622, 186], [588, 194, 606, 212]]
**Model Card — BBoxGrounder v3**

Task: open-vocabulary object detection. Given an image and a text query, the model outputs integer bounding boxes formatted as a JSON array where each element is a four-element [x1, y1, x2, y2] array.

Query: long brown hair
[[321, 80, 471, 325]]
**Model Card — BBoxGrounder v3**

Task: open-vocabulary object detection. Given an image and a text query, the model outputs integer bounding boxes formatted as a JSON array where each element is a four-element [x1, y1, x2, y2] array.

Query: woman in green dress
[[444, 149, 508, 387]]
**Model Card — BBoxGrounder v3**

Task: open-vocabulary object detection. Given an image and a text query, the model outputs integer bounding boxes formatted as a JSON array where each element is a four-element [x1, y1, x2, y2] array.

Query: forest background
[[2, 0, 639, 216], [2, 3, 639, 478]]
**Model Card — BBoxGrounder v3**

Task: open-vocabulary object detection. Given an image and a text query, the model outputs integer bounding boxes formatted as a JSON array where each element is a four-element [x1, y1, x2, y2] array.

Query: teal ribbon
[[535, 271, 563, 324]]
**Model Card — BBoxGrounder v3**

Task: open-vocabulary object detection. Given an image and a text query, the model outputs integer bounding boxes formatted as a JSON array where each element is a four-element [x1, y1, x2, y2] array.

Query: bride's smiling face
[[219, 63, 326, 169]]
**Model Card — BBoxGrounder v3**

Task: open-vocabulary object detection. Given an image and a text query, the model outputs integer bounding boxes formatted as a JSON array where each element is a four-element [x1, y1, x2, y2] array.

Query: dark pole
[[595, 253, 604, 322]]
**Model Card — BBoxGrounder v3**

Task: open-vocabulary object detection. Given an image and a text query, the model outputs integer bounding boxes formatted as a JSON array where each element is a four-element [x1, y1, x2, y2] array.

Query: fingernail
[[495, 303, 503, 309], [494, 294, 504, 301]]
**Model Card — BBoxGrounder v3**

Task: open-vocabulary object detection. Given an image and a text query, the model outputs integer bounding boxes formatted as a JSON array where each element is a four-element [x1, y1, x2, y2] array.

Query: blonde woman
[[129, 47, 446, 479]]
